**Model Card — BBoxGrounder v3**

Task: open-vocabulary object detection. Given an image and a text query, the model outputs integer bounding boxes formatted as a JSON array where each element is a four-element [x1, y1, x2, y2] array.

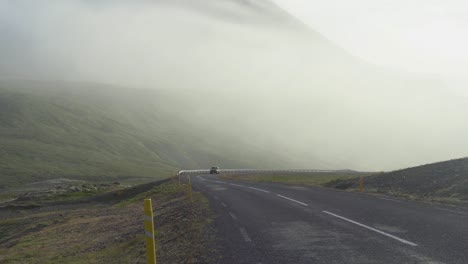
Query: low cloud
[[1, 0, 467, 170]]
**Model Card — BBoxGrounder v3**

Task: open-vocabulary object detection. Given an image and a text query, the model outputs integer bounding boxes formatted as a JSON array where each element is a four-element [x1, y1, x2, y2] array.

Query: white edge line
[[204, 179, 219, 184], [229, 183, 244, 187], [276, 194, 308, 206], [248, 187, 270, 193], [435, 207, 468, 216], [377, 196, 402, 203], [239, 228, 252, 242], [323, 210, 418, 246], [221, 202, 227, 207], [229, 212, 238, 220]]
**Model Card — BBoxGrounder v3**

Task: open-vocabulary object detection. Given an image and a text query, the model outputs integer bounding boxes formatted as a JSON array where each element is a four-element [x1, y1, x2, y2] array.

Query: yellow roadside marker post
[[188, 175, 193, 203], [144, 199, 157, 264], [359, 176, 364, 192]]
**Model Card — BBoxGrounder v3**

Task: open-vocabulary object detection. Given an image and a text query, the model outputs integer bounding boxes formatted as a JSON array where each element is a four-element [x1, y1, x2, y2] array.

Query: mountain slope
[[0, 79, 295, 188], [2, 0, 468, 171]]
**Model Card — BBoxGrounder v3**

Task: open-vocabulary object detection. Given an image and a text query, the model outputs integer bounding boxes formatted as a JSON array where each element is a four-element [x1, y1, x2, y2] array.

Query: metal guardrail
[[177, 169, 360, 175]]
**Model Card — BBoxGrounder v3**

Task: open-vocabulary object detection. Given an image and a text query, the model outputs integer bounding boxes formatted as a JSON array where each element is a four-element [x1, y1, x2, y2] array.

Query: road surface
[[190, 174, 468, 264]]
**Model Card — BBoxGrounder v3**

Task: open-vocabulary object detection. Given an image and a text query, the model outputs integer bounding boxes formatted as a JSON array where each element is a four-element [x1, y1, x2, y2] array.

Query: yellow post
[[359, 176, 363, 192], [188, 175, 193, 203], [144, 199, 157, 264]]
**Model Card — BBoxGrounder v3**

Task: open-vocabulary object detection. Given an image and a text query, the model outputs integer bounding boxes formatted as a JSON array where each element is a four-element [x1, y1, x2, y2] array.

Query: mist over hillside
[[0, 79, 301, 188], [1, 0, 468, 171]]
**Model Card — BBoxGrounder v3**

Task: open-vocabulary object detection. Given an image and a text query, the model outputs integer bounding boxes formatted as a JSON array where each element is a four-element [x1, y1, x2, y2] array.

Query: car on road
[[210, 166, 220, 174]]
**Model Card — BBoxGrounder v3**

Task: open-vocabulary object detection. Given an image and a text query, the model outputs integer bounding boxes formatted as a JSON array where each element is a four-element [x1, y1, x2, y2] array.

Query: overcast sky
[[273, 0, 468, 79]]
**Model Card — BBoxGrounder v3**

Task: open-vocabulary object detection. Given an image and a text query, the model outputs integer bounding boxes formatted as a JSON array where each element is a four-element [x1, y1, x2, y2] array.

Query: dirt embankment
[[325, 157, 468, 205], [0, 178, 218, 263]]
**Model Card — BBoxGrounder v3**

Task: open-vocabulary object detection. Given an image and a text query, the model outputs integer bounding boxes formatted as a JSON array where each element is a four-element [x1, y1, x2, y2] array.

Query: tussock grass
[[0, 180, 216, 263]]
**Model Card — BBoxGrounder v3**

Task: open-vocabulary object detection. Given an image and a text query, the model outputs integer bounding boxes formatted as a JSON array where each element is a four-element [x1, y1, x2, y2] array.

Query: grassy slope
[[0, 80, 291, 188], [0, 179, 217, 264], [325, 157, 468, 204]]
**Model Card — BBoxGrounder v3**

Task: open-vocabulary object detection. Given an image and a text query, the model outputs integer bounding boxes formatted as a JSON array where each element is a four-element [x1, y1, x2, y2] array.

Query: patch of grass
[[115, 179, 179, 207], [0, 180, 216, 264], [220, 173, 371, 187], [42, 190, 101, 202], [53, 235, 145, 264]]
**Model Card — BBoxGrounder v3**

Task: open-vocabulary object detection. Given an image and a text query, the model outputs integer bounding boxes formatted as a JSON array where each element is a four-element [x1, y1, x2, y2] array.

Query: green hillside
[[0, 80, 291, 188]]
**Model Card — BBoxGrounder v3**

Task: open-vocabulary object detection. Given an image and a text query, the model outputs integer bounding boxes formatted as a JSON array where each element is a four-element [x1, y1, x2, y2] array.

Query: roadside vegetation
[[220, 172, 372, 187], [0, 178, 217, 264]]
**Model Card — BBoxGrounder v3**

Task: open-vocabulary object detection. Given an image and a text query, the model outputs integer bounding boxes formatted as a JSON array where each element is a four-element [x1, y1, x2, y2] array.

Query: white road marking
[[239, 228, 252, 242], [221, 202, 227, 207], [323, 210, 418, 247], [229, 212, 238, 220], [248, 187, 270, 193], [229, 183, 245, 187], [276, 194, 308, 206], [435, 207, 468, 216], [202, 179, 218, 184], [377, 196, 403, 203]]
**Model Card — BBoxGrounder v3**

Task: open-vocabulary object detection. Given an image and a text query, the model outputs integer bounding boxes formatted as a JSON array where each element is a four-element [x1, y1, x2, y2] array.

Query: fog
[[1, 0, 468, 171], [276, 0, 468, 78]]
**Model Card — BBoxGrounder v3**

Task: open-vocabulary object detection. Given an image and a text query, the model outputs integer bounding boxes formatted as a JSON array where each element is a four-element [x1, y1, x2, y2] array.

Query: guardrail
[[177, 169, 361, 175]]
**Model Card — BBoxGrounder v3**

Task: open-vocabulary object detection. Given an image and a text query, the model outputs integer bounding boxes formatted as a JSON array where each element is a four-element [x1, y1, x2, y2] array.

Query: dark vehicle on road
[[210, 166, 220, 174]]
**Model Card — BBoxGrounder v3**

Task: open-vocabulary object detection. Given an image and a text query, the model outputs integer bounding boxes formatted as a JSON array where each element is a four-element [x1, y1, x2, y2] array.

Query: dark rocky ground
[[325, 157, 468, 205]]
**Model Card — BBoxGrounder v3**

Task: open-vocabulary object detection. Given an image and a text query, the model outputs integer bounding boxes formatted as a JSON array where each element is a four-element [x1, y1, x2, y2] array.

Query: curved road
[[189, 174, 468, 264]]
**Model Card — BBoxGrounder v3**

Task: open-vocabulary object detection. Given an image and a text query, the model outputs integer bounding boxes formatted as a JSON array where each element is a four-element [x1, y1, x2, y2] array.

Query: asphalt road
[[190, 174, 468, 264]]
